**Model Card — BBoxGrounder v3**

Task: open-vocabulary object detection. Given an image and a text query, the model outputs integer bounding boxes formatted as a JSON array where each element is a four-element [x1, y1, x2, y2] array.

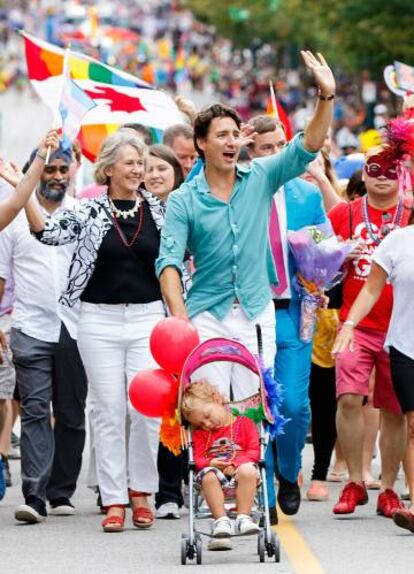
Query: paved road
[[1, 442, 412, 574]]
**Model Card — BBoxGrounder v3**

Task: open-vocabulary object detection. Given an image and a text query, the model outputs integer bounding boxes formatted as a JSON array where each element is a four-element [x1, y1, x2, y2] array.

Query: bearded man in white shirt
[[0, 138, 87, 523]]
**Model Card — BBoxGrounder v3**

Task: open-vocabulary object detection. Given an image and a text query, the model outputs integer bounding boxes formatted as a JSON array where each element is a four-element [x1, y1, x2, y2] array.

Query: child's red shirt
[[192, 416, 260, 472]]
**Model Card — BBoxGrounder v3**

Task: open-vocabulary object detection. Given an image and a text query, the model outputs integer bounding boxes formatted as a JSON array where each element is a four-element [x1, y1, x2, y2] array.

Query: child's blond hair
[[181, 379, 225, 420]]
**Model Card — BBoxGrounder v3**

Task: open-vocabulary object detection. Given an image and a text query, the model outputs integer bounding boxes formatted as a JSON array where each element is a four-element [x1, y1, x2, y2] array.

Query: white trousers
[[77, 301, 165, 506], [191, 302, 276, 401]]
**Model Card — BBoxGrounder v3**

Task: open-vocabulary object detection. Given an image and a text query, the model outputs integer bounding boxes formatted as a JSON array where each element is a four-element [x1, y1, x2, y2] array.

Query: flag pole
[[45, 44, 71, 164], [268, 80, 280, 121]]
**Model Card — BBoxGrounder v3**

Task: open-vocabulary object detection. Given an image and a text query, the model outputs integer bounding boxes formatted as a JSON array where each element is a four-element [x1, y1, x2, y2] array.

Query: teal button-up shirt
[[155, 133, 316, 320]]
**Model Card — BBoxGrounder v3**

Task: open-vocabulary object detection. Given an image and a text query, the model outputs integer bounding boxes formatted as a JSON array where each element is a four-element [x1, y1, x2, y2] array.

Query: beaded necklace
[[362, 195, 404, 246], [204, 414, 237, 463], [110, 198, 144, 248], [108, 196, 142, 219]]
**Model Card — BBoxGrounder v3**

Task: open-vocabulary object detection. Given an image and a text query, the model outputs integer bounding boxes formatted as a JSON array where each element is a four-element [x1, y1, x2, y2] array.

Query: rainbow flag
[[266, 81, 293, 141], [59, 52, 97, 150], [22, 32, 183, 160], [77, 124, 164, 162]]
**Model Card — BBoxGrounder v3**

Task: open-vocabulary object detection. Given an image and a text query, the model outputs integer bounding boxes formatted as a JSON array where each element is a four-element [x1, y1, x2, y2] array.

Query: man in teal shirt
[[156, 51, 335, 402]]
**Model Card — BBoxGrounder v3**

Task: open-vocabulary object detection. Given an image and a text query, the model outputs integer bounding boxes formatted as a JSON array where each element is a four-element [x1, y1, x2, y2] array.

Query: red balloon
[[150, 317, 200, 374], [129, 369, 177, 417]]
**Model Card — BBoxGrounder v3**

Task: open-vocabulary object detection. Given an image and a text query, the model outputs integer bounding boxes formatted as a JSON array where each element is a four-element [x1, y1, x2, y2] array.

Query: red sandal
[[129, 490, 155, 529], [101, 505, 126, 533]]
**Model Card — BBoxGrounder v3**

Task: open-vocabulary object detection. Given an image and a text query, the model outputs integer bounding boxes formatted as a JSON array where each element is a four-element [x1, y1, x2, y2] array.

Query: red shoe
[[392, 508, 414, 533], [377, 489, 404, 518], [129, 490, 154, 529], [333, 482, 368, 514], [102, 505, 126, 533]]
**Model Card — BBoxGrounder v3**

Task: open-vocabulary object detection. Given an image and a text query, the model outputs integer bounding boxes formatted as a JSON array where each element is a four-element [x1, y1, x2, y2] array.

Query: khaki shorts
[[0, 314, 16, 400]]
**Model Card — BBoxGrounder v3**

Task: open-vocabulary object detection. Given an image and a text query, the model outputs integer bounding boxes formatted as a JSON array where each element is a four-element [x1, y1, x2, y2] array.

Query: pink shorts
[[335, 326, 401, 415]]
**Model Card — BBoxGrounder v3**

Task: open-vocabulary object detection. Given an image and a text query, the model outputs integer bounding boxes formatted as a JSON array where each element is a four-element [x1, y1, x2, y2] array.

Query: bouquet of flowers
[[287, 223, 355, 343]]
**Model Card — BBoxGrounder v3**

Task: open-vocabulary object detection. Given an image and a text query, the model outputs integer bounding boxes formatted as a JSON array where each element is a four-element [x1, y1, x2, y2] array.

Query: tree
[[184, 0, 414, 77]]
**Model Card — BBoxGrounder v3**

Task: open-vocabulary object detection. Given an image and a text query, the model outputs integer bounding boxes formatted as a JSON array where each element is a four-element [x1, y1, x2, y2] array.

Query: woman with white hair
[[20, 129, 166, 532]]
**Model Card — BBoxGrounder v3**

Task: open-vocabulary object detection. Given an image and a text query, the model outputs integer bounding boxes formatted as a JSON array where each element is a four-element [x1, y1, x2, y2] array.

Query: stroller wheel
[[269, 530, 281, 563], [181, 535, 189, 565], [274, 540, 281, 563], [195, 534, 203, 565], [181, 535, 188, 565], [258, 530, 265, 563]]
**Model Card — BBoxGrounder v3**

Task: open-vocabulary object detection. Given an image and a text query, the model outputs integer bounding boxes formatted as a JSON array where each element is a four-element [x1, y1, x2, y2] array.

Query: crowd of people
[[1, 10, 414, 556], [0, 0, 398, 159]]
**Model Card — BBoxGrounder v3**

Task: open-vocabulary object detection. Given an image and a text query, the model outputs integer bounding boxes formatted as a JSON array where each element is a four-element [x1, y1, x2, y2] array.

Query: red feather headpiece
[[404, 107, 414, 121], [379, 117, 414, 163]]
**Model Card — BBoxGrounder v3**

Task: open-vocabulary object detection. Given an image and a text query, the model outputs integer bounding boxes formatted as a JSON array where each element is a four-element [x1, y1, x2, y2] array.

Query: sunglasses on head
[[44, 165, 70, 175], [364, 160, 398, 180]]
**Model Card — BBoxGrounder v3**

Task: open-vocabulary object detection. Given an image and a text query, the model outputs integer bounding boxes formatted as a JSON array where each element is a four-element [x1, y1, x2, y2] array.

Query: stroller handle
[[255, 324, 263, 358]]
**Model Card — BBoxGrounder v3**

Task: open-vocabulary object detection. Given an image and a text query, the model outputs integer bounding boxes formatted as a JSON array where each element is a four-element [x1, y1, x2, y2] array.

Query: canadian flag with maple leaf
[[22, 32, 183, 160]]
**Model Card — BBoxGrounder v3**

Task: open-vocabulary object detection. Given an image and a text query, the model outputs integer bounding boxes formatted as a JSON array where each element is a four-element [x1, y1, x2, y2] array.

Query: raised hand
[[305, 154, 326, 183], [38, 129, 60, 159], [300, 51, 335, 96], [0, 158, 23, 188], [238, 124, 257, 148]]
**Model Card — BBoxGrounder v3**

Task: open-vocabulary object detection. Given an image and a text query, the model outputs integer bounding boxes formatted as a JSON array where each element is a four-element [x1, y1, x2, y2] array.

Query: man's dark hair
[[193, 104, 242, 159], [163, 123, 194, 148], [247, 115, 285, 150], [248, 114, 285, 136], [122, 123, 153, 146], [345, 169, 366, 201]]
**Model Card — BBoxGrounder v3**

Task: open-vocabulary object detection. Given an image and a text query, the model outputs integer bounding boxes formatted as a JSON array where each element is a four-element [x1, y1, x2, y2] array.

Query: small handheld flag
[[58, 49, 96, 150], [44, 47, 96, 163], [266, 81, 293, 140]]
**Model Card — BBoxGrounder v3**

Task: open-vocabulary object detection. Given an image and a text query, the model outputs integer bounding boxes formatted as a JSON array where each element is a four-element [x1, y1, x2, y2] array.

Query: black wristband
[[318, 93, 335, 101], [36, 152, 47, 161]]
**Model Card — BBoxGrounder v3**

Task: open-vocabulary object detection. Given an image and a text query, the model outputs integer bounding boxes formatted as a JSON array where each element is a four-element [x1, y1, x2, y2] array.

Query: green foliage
[[185, 0, 414, 75], [312, 0, 414, 74]]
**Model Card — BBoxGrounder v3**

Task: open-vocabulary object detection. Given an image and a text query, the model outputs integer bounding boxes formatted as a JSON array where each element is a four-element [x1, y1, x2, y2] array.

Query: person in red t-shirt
[[182, 379, 260, 550], [328, 143, 410, 518]]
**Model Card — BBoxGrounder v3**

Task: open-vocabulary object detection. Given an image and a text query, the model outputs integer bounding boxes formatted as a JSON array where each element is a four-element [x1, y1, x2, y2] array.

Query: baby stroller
[[177, 332, 281, 565]]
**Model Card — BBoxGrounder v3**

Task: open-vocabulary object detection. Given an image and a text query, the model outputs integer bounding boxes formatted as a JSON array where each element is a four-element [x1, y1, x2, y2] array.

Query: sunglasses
[[44, 165, 70, 175], [364, 162, 398, 180]]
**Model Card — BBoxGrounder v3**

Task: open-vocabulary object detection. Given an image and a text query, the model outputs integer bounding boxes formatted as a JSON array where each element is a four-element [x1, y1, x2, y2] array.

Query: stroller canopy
[[178, 338, 273, 424]]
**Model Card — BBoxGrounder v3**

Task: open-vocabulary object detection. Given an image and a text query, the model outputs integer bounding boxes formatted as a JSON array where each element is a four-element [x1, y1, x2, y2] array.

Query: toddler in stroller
[[177, 337, 282, 564], [182, 378, 261, 550]]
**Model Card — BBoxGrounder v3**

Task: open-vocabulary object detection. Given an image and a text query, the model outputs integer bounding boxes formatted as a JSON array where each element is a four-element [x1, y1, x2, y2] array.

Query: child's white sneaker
[[235, 514, 260, 535], [211, 516, 233, 538]]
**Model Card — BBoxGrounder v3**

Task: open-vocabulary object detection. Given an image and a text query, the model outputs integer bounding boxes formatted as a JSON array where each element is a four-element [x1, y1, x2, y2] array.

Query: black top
[[81, 199, 162, 304]]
